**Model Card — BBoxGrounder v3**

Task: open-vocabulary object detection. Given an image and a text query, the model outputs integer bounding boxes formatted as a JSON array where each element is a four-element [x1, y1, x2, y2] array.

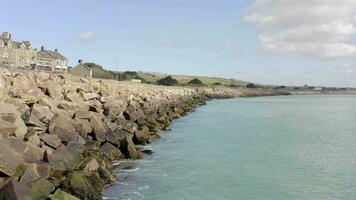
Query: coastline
[[0, 69, 285, 199]]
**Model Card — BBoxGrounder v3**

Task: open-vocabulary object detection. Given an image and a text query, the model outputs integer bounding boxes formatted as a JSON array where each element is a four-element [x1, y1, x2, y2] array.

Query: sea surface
[[104, 95, 356, 200]]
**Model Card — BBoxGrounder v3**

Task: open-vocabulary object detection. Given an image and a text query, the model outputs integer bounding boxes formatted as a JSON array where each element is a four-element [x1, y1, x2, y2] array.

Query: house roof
[[0, 38, 32, 50], [45, 50, 67, 60], [38, 50, 54, 60], [10, 41, 21, 49], [73, 63, 92, 71], [38, 49, 67, 61]]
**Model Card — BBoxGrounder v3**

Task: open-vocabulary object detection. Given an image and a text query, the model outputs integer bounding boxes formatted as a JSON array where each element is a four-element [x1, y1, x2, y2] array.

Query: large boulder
[[0, 180, 34, 200], [49, 114, 84, 143], [0, 142, 25, 176], [99, 142, 122, 161], [28, 177, 55, 199], [34, 71, 50, 83], [18, 163, 50, 184], [74, 110, 93, 120], [11, 74, 43, 102], [40, 134, 62, 149], [90, 115, 108, 142], [38, 97, 58, 110], [4, 98, 31, 121], [74, 119, 92, 138], [0, 103, 27, 139], [103, 99, 127, 120], [115, 118, 138, 133], [57, 101, 80, 117], [50, 189, 80, 200], [124, 105, 145, 122], [134, 126, 150, 145], [45, 80, 64, 101], [125, 134, 142, 159], [28, 104, 54, 126], [105, 129, 126, 147], [19, 168, 41, 184], [64, 93, 89, 110], [83, 158, 100, 176], [1, 138, 44, 162], [47, 145, 84, 172], [0, 76, 9, 102], [81, 92, 99, 101], [63, 171, 101, 200], [25, 132, 41, 146], [87, 99, 103, 113], [114, 131, 141, 159]]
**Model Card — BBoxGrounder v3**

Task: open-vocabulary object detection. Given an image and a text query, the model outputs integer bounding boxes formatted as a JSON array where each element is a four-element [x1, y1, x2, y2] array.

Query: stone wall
[[0, 69, 283, 199]]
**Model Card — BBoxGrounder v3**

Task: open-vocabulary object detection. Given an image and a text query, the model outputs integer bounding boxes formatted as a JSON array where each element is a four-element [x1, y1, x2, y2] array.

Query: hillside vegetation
[[137, 72, 247, 86], [81, 62, 248, 87], [85, 63, 144, 81]]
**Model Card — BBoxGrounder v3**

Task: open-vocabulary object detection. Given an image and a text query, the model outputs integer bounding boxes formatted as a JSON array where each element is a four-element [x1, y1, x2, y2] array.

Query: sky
[[2, 0, 356, 87]]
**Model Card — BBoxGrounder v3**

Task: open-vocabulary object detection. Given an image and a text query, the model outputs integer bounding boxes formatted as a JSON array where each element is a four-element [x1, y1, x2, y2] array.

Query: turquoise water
[[104, 95, 356, 200]]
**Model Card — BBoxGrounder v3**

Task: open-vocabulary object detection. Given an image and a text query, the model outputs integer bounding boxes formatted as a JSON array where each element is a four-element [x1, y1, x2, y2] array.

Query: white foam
[[138, 185, 149, 190], [120, 167, 140, 172]]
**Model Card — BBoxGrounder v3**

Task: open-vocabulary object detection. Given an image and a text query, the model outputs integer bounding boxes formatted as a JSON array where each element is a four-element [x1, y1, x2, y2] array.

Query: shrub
[[212, 82, 222, 86], [187, 78, 203, 85], [156, 76, 179, 86], [229, 84, 240, 88], [246, 83, 257, 88]]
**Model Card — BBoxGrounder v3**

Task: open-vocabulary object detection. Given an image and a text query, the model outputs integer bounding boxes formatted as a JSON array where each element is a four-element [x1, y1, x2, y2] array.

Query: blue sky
[[2, 0, 356, 87]]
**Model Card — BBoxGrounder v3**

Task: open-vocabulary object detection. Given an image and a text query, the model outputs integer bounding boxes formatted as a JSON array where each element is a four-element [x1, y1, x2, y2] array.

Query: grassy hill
[[137, 72, 247, 86], [80, 62, 248, 87]]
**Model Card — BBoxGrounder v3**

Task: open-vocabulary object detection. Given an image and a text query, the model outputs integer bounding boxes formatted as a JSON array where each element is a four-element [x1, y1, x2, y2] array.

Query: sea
[[104, 95, 356, 200]]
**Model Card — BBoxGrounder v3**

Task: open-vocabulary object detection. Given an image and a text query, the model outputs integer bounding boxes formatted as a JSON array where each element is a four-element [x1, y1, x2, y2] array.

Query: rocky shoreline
[[0, 69, 285, 200]]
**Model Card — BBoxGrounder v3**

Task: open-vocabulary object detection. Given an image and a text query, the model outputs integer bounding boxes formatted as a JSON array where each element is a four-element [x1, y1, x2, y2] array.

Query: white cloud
[[244, 0, 356, 59], [73, 31, 96, 44]]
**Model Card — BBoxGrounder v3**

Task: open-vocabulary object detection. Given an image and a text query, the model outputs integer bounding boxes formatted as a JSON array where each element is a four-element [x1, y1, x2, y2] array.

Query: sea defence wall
[[0, 69, 282, 199]]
